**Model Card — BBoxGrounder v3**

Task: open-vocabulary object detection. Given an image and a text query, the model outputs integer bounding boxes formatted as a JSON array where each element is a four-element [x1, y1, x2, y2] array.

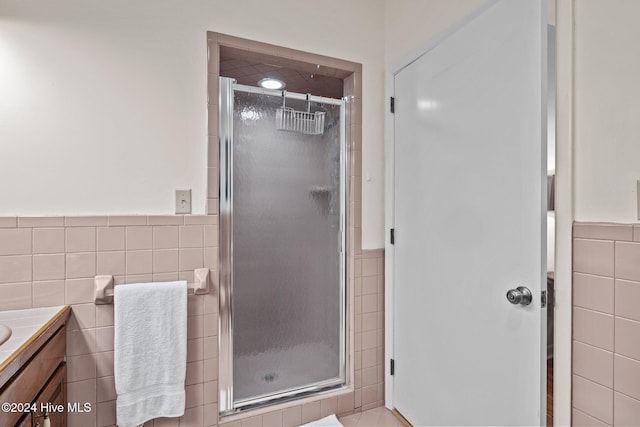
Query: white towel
[[114, 281, 187, 427]]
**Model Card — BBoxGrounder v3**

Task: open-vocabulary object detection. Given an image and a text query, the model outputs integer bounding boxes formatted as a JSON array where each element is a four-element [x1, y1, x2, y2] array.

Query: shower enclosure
[[218, 77, 347, 413]]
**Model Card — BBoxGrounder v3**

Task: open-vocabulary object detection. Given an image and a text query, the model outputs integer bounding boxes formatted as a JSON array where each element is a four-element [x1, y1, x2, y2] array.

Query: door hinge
[[390, 359, 395, 375], [541, 290, 547, 308], [390, 228, 395, 245], [390, 97, 395, 113]]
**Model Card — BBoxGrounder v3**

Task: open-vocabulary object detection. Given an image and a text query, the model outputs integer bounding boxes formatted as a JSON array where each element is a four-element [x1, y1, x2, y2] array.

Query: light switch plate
[[175, 189, 192, 214]]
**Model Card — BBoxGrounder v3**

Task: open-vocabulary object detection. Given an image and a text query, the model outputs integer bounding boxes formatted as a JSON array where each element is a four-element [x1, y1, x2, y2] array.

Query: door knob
[[506, 286, 532, 306]]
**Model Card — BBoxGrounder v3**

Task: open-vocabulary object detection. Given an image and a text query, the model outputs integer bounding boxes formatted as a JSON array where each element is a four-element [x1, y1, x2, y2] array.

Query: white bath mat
[[301, 414, 344, 427]]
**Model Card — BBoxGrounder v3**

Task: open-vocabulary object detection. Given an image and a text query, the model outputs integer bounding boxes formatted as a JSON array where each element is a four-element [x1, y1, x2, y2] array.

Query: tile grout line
[[574, 271, 620, 280], [573, 303, 615, 317], [573, 372, 612, 392], [30, 227, 34, 309], [614, 388, 640, 405], [573, 375, 613, 426], [613, 234, 616, 424]]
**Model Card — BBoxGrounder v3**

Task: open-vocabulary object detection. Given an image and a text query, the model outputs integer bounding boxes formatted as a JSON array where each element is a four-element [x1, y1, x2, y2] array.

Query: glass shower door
[[219, 77, 347, 412]]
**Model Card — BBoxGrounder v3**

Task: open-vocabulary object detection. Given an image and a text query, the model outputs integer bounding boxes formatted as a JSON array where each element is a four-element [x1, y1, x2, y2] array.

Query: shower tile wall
[[0, 218, 384, 426], [572, 222, 640, 426]]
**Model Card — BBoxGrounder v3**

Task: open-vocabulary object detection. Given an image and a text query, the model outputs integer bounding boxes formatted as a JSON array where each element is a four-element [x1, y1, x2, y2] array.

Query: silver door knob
[[506, 286, 532, 306]]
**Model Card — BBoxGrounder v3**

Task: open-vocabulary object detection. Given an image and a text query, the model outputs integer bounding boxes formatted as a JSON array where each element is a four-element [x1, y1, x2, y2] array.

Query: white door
[[390, 0, 547, 425]]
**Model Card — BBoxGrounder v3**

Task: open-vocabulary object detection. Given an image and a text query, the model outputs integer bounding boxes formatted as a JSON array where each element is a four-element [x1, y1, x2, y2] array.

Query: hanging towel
[[114, 281, 187, 427]]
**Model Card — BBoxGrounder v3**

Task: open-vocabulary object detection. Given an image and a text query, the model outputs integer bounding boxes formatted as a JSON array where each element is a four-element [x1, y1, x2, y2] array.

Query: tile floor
[[338, 406, 405, 427]]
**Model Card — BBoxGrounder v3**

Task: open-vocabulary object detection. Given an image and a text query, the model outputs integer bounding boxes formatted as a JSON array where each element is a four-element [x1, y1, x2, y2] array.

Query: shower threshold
[[227, 380, 345, 415]]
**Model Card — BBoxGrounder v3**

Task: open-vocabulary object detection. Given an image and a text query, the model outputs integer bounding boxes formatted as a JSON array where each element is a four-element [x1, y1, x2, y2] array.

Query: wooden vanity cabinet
[[0, 307, 70, 427], [15, 364, 66, 427], [16, 413, 32, 427]]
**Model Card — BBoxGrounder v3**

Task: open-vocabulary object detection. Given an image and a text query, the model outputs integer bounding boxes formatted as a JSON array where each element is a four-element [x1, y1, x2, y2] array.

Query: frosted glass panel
[[231, 91, 344, 403]]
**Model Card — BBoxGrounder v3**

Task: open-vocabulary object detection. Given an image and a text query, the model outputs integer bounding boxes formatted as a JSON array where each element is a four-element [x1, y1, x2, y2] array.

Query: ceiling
[[219, 54, 344, 99]]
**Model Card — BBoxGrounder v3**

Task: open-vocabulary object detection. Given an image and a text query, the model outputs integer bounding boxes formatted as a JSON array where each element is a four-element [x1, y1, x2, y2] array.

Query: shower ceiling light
[[258, 78, 285, 90]]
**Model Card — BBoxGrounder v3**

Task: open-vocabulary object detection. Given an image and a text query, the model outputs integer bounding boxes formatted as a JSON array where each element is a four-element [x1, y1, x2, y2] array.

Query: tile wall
[[572, 222, 640, 426], [0, 217, 385, 426], [0, 215, 218, 426]]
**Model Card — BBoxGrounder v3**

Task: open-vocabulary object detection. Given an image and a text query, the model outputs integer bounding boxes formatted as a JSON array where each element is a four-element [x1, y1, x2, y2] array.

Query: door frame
[[384, 0, 573, 425], [208, 32, 367, 421], [552, 1, 574, 425]]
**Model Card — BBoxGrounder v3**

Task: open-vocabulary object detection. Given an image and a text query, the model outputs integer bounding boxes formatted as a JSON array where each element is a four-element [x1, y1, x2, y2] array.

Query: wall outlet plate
[[175, 189, 192, 214]]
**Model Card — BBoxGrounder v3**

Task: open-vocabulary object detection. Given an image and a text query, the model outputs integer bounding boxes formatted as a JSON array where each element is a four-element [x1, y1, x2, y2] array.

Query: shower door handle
[[506, 286, 532, 306]]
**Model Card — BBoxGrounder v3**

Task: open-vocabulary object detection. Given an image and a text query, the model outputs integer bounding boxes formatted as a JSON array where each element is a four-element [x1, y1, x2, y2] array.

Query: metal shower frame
[[218, 77, 349, 415]]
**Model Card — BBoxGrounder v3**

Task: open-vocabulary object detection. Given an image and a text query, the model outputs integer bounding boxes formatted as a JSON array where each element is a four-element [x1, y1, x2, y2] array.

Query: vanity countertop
[[0, 306, 71, 388]]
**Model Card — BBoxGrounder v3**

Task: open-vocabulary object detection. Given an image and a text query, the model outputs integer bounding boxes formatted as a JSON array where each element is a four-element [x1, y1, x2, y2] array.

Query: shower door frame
[[218, 77, 349, 415]]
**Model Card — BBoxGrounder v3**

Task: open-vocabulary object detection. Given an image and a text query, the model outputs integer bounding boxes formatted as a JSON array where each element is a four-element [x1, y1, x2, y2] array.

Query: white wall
[[0, 1, 213, 215], [0, 0, 386, 248], [573, 0, 640, 223], [383, 0, 486, 69], [384, 0, 556, 69]]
